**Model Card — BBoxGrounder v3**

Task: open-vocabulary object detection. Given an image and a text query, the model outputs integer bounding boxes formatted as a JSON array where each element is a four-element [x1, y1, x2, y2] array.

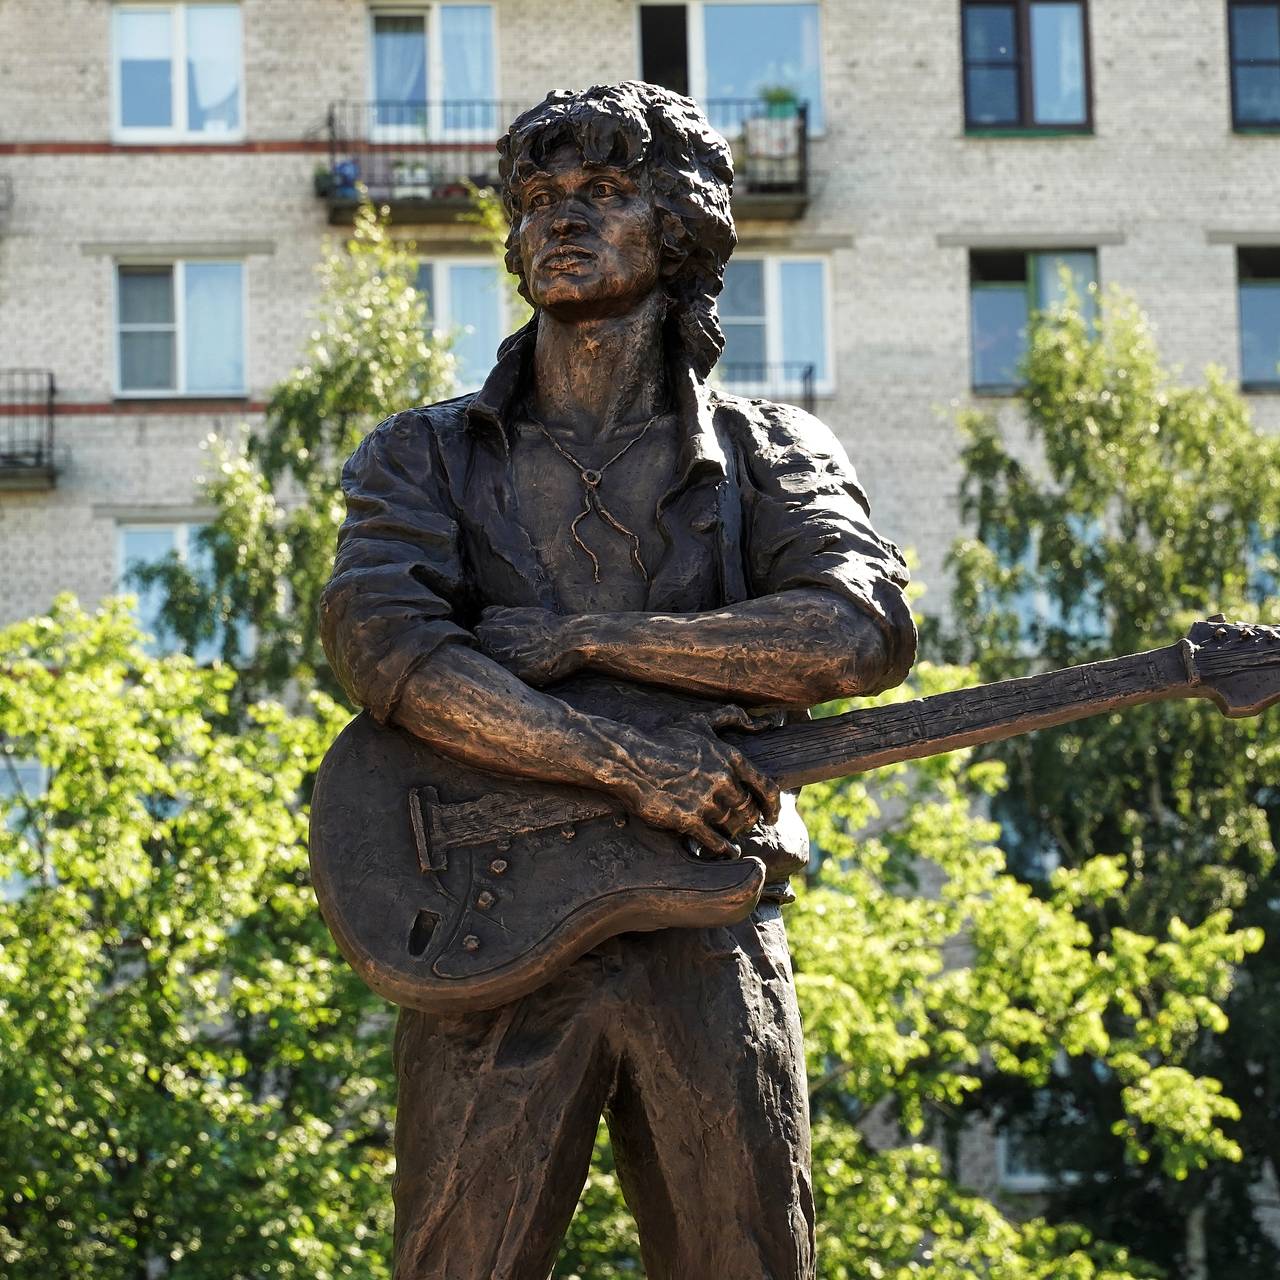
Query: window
[[1230, 2, 1280, 127], [416, 260, 505, 392], [638, 2, 823, 132], [112, 3, 242, 140], [716, 255, 831, 396], [998, 1052, 1092, 1193], [1239, 247, 1280, 388], [969, 248, 1097, 391], [370, 5, 496, 138], [994, 516, 1107, 652], [1, 755, 48, 900], [119, 523, 223, 662], [116, 261, 245, 395], [961, 1, 1090, 130]]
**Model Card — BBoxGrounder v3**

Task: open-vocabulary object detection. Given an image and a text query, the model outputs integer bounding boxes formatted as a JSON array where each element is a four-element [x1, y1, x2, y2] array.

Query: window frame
[[716, 252, 834, 398], [366, 3, 499, 142], [117, 520, 227, 662], [416, 254, 509, 390], [110, 2, 245, 143], [960, 0, 1094, 134], [1238, 247, 1280, 391], [113, 258, 248, 399], [968, 247, 1099, 394], [1229, 1, 1280, 130], [634, 0, 827, 137]]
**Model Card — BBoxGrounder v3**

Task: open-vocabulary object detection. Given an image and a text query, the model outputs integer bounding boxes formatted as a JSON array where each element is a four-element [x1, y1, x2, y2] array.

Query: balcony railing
[[0, 369, 56, 490], [715, 362, 816, 414], [320, 97, 810, 223]]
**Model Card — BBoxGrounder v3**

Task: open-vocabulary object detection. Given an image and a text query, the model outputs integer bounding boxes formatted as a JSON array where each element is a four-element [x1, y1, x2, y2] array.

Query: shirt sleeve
[[741, 402, 917, 691], [318, 411, 473, 723]]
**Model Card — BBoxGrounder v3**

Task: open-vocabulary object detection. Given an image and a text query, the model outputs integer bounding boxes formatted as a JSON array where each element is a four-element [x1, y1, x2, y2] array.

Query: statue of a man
[[320, 82, 916, 1280]]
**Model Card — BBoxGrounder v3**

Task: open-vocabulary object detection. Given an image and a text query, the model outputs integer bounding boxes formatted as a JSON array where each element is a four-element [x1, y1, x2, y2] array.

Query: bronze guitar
[[309, 618, 1280, 1013]]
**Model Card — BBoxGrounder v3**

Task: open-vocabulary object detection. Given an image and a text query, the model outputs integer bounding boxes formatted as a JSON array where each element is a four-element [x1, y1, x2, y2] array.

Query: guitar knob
[[476, 890, 495, 909], [462, 934, 481, 952], [560, 825, 577, 840], [613, 815, 627, 829], [489, 858, 509, 875]]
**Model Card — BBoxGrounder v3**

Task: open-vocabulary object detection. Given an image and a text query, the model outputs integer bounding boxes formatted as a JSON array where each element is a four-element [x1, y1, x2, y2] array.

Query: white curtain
[[440, 6, 494, 134], [375, 12, 428, 133], [186, 5, 241, 133]]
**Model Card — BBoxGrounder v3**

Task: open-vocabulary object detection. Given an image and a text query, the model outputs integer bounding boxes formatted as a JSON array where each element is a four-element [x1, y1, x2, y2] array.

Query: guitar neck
[[737, 642, 1198, 790]]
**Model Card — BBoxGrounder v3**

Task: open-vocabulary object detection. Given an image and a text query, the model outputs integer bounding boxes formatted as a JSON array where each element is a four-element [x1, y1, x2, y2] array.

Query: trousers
[[391, 906, 816, 1280]]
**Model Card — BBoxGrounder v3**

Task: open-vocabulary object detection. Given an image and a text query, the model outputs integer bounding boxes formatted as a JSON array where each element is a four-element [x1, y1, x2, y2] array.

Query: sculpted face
[[516, 143, 663, 318]]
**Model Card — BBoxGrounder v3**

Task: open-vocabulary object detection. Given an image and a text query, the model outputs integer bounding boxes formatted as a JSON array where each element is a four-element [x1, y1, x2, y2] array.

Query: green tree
[[0, 598, 392, 1277], [137, 203, 455, 703], [947, 284, 1280, 1276]]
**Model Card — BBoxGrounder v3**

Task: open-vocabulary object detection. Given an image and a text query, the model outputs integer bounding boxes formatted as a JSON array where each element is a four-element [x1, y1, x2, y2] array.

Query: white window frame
[[117, 521, 214, 658], [718, 253, 834, 398], [111, 2, 245, 143], [634, 0, 827, 136], [417, 255, 509, 387], [367, 3, 499, 142], [113, 258, 248, 398]]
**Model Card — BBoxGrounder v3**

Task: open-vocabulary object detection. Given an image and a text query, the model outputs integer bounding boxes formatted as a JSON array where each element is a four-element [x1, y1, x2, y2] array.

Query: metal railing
[[716, 362, 816, 414], [0, 369, 56, 479], [320, 97, 810, 207]]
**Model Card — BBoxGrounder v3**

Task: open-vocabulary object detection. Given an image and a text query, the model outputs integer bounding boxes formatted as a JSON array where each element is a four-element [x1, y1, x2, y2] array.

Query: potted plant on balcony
[[760, 84, 800, 119]]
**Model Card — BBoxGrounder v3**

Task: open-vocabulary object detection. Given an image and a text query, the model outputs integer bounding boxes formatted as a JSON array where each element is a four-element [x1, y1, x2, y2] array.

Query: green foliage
[[948, 282, 1280, 1275], [136, 203, 456, 702], [0, 598, 391, 1277]]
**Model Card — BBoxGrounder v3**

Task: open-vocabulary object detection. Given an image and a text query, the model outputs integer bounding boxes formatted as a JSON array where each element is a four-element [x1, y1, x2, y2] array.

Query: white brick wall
[[2, 0, 1279, 623]]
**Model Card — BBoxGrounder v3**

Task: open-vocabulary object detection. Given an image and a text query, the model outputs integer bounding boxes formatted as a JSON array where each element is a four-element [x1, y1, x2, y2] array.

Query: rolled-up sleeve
[[742, 403, 917, 690], [319, 412, 473, 722]]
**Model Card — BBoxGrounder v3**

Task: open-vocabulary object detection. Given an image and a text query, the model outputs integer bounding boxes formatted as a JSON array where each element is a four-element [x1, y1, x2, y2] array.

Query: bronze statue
[[311, 82, 1280, 1278], [316, 81, 913, 1279]]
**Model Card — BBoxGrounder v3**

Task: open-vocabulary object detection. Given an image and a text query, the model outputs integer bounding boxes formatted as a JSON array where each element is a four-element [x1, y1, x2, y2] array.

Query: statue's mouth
[[540, 244, 595, 270]]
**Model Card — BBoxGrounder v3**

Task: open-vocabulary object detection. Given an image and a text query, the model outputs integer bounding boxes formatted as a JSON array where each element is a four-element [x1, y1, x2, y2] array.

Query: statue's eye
[[592, 181, 619, 199], [527, 190, 554, 210]]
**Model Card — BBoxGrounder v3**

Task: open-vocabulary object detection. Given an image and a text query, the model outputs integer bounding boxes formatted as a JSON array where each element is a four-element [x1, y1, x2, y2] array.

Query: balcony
[[319, 98, 810, 224], [0, 369, 56, 491], [714, 362, 816, 414]]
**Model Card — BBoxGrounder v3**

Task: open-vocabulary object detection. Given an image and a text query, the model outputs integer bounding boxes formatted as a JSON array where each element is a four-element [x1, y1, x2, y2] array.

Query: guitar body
[[309, 677, 782, 1014]]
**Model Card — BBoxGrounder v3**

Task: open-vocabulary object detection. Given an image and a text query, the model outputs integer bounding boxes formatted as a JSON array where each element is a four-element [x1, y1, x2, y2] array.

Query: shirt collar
[[464, 312, 728, 486]]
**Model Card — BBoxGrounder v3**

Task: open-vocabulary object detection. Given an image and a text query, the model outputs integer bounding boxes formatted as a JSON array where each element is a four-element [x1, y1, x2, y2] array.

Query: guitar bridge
[[409, 786, 449, 874]]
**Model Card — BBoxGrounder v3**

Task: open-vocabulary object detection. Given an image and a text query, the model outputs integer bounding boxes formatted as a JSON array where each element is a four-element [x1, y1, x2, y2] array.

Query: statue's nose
[[551, 206, 590, 235]]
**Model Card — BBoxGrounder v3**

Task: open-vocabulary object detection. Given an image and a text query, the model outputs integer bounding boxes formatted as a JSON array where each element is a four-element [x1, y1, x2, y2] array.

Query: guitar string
[[525, 408, 664, 584]]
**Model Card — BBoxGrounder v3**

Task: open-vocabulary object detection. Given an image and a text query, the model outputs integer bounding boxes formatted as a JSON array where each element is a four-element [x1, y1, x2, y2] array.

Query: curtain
[[440, 6, 494, 134], [186, 4, 241, 133]]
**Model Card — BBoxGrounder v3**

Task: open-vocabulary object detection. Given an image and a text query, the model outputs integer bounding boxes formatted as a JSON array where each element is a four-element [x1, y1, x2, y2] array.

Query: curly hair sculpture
[[497, 81, 738, 379]]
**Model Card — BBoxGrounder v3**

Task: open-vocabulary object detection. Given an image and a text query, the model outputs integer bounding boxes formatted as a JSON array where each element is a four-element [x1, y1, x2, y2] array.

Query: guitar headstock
[[1183, 615, 1280, 719]]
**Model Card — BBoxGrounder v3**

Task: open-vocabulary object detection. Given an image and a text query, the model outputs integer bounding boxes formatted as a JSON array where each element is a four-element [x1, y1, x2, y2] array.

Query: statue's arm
[[477, 404, 917, 707], [319, 414, 778, 851], [476, 589, 893, 707]]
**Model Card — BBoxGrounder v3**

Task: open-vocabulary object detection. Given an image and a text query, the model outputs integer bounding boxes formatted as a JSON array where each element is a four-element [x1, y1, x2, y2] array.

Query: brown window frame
[[961, 0, 1094, 133], [1228, 1, 1280, 130]]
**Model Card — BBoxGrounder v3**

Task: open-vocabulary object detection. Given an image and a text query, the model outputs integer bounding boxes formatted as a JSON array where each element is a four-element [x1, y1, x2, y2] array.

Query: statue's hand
[[475, 605, 582, 685], [607, 721, 783, 858]]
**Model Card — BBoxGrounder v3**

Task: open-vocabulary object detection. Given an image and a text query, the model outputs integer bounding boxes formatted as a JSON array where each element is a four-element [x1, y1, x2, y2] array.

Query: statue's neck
[[529, 293, 669, 442]]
